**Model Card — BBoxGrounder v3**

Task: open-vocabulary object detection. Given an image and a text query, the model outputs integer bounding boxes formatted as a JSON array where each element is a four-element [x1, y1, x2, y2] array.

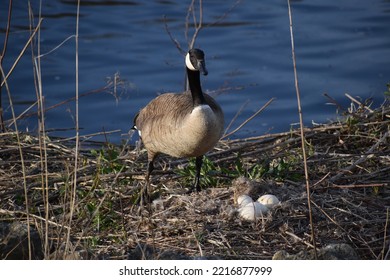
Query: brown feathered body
[[135, 91, 224, 162]]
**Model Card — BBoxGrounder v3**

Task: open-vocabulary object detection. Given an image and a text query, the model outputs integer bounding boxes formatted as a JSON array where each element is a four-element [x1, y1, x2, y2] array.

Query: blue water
[[1, 0, 390, 143]]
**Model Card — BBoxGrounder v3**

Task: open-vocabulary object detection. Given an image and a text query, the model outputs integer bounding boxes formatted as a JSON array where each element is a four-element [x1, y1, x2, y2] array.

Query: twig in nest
[[191, 228, 204, 257], [382, 207, 390, 260], [0, 209, 70, 230], [330, 183, 387, 189], [285, 231, 315, 249], [345, 93, 374, 113], [311, 172, 331, 188], [311, 201, 346, 234], [329, 131, 389, 182], [323, 93, 345, 112]]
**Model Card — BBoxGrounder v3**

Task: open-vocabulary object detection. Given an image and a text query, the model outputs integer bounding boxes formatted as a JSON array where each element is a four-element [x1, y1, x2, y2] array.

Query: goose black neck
[[187, 67, 206, 106]]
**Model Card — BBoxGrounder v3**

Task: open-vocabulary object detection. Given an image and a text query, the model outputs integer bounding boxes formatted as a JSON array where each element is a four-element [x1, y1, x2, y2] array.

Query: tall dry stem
[[64, 0, 81, 258], [0, 64, 31, 259], [1, 19, 43, 87], [29, 0, 51, 259], [0, 0, 13, 131], [0, 7, 43, 261], [287, 0, 317, 257]]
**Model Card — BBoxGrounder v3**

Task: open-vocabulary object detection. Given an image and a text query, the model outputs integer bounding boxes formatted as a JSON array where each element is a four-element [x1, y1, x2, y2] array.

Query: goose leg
[[193, 156, 203, 192], [141, 160, 154, 206]]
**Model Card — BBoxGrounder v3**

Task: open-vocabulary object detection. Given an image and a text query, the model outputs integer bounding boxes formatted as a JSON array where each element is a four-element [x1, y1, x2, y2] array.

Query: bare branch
[[206, 0, 242, 28], [163, 15, 184, 55], [188, 0, 203, 49]]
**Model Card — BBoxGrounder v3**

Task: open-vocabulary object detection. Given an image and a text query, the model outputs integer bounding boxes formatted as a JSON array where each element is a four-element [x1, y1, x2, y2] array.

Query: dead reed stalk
[[0, 0, 13, 132], [28, 0, 51, 259], [287, 0, 317, 257], [64, 0, 81, 258], [0, 61, 31, 259]]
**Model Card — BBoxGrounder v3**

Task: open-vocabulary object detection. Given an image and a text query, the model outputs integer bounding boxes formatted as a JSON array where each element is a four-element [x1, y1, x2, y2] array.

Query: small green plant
[[85, 199, 120, 231], [227, 156, 267, 180], [176, 156, 220, 188], [268, 158, 290, 179], [91, 144, 125, 174], [247, 163, 268, 179], [86, 236, 100, 248], [176, 153, 304, 188], [259, 155, 302, 182]]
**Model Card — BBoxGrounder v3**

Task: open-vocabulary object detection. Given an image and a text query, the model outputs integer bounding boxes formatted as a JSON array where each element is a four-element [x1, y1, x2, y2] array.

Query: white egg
[[236, 195, 253, 207], [238, 202, 269, 221], [257, 194, 280, 208]]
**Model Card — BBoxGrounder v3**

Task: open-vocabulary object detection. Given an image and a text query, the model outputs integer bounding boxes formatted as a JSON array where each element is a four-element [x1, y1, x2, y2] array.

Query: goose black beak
[[198, 60, 208, 76]]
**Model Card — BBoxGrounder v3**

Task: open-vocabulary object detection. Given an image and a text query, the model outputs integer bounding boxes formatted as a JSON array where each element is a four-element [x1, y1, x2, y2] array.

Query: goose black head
[[185, 48, 208, 76]]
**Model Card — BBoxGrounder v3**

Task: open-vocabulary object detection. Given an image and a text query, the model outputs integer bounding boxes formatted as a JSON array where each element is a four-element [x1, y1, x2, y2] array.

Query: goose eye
[[190, 56, 198, 69]]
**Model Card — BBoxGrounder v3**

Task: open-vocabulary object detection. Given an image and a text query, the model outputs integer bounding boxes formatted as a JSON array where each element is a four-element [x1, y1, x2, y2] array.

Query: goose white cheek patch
[[185, 53, 197, 71], [134, 126, 142, 137]]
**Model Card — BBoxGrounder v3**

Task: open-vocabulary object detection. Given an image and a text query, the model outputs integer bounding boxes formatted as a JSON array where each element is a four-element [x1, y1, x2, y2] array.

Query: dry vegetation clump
[[0, 100, 389, 260]]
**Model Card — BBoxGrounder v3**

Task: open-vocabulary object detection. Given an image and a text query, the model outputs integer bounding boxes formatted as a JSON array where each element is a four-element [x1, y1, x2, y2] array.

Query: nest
[[0, 100, 389, 260]]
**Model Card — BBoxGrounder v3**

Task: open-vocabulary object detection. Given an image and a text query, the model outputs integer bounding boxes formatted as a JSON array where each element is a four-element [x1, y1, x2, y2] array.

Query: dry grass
[[1, 99, 389, 259]]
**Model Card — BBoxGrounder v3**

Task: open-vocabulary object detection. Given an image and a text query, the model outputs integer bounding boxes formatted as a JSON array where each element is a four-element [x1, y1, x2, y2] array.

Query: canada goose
[[133, 48, 224, 204]]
